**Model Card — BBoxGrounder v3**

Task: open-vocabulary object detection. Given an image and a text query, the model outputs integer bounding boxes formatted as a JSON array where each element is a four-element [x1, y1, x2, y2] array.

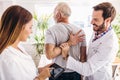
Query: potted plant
[[31, 13, 52, 66], [33, 12, 51, 55]]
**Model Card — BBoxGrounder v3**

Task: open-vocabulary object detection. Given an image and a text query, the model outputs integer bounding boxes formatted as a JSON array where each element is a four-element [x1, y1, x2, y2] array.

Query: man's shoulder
[[48, 23, 65, 30], [69, 24, 84, 33]]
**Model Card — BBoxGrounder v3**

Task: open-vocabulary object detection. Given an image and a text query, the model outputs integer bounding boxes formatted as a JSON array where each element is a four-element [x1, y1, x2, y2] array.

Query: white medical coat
[[0, 45, 37, 80], [66, 29, 119, 80]]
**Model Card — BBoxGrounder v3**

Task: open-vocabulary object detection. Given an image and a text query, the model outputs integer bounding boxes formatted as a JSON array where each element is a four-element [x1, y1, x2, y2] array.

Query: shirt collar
[[93, 26, 112, 42]]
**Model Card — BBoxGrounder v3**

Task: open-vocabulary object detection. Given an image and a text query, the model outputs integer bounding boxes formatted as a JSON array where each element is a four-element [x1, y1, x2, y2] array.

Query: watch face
[[50, 63, 65, 79]]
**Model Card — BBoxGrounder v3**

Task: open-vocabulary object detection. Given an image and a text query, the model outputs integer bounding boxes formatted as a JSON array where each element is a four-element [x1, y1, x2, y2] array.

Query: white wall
[[0, 0, 120, 15], [0, 0, 120, 44]]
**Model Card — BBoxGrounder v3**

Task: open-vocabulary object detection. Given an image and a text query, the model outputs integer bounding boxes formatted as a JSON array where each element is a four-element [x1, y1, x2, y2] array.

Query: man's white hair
[[54, 2, 71, 17]]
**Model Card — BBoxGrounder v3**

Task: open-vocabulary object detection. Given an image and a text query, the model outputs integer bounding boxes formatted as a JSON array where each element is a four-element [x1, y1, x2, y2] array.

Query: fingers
[[76, 29, 82, 35], [60, 43, 69, 60], [46, 68, 51, 77], [69, 31, 74, 38], [78, 34, 85, 37], [45, 63, 53, 68], [77, 34, 85, 42], [70, 29, 82, 36], [70, 31, 73, 35], [47, 68, 51, 77], [60, 43, 68, 48], [38, 68, 51, 79], [38, 63, 53, 74]]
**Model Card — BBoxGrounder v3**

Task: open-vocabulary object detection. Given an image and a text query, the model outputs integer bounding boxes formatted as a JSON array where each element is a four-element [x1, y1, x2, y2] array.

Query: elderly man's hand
[[60, 43, 70, 60], [68, 29, 85, 46]]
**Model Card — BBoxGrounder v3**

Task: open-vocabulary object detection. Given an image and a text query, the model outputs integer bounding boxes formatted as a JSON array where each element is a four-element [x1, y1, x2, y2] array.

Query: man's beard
[[93, 22, 105, 33]]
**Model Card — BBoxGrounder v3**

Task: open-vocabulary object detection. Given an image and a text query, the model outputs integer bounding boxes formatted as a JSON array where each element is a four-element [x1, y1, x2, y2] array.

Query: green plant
[[33, 13, 51, 55], [112, 14, 120, 58]]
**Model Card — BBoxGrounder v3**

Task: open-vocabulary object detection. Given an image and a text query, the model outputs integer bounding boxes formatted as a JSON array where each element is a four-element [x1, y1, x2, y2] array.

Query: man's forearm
[[45, 44, 62, 59], [51, 46, 62, 58]]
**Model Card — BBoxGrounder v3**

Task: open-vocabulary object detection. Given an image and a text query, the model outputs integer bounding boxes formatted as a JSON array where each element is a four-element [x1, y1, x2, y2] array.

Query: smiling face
[[91, 10, 106, 33], [18, 19, 33, 42]]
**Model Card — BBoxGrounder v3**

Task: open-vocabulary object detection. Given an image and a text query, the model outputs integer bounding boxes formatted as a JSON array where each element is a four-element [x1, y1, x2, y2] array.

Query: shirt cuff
[[66, 56, 83, 75], [66, 56, 76, 70]]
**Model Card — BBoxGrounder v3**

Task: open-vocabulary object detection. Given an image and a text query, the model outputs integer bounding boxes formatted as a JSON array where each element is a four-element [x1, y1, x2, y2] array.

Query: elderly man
[[45, 2, 86, 80]]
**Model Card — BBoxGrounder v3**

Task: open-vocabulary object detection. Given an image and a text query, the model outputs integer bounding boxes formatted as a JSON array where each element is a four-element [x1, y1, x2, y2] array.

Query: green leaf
[[33, 13, 52, 54]]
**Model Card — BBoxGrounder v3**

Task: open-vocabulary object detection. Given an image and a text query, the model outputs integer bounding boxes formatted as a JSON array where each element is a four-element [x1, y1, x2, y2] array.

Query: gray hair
[[54, 2, 71, 17]]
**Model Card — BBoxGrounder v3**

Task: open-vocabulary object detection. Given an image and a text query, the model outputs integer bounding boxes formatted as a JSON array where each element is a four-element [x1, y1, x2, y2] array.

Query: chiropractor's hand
[[60, 43, 70, 60], [67, 29, 85, 46]]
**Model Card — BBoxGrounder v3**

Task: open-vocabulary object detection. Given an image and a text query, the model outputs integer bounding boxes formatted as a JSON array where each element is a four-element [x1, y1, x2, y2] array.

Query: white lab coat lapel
[[86, 29, 118, 80], [88, 30, 111, 58]]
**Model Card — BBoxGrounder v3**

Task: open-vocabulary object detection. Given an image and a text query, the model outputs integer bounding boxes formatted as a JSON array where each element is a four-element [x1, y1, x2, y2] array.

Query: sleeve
[[45, 29, 56, 44], [66, 37, 119, 76]]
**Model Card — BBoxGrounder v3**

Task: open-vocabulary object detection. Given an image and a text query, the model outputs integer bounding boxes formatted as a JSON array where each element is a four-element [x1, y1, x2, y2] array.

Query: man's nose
[[91, 19, 94, 24]]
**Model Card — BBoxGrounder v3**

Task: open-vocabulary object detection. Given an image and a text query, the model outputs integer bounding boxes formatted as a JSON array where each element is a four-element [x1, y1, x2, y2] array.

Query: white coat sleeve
[[66, 37, 119, 76]]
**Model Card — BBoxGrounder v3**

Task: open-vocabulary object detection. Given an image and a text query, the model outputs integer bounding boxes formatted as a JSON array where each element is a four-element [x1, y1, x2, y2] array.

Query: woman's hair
[[0, 5, 32, 53], [54, 2, 71, 18], [93, 2, 116, 22]]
